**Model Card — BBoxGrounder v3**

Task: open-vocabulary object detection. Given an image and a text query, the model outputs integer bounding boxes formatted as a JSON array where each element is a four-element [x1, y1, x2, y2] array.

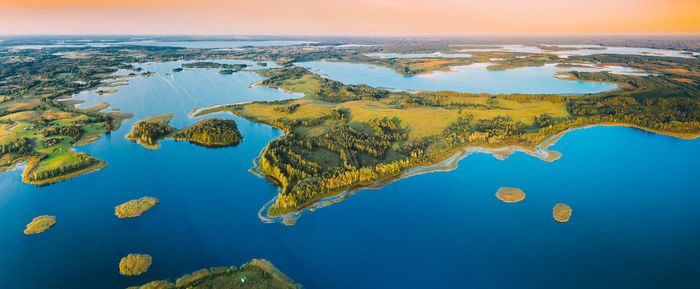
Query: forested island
[[119, 254, 153, 276], [127, 116, 244, 149], [115, 197, 159, 218], [174, 118, 243, 147], [128, 259, 300, 289], [23, 215, 56, 234]]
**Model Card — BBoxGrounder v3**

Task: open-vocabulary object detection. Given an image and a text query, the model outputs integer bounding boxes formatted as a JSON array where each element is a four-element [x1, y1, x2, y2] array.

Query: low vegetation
[[495, 187, 525, 203], [119, 254, 153, 276], [23, 215, 56, 234], [553, 203, 572, 222], [128, 259, 300, 289], [115, 196, 159, 218]]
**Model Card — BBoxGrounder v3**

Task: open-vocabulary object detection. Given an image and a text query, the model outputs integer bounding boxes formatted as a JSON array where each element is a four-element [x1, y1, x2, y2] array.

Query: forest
[[123, 113, 177, 149], [174, 118, 243, 148]]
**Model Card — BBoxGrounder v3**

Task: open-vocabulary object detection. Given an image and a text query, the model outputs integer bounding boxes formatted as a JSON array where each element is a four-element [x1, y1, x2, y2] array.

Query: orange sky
[[0, 0, 698, 35]]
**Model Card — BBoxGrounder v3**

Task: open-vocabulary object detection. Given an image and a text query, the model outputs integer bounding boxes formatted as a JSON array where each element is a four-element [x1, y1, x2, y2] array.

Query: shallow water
[[0, 61, 699, 289], [297, 61, 643, 94]]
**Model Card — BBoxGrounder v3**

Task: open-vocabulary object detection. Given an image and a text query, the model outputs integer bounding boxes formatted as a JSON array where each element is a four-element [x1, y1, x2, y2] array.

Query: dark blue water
[[1, 65, 699, 289]]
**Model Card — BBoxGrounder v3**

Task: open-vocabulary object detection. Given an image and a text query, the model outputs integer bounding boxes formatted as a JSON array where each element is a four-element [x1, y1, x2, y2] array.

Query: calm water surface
[[0, 62, 699, 289], [297, 61, 644, 94]]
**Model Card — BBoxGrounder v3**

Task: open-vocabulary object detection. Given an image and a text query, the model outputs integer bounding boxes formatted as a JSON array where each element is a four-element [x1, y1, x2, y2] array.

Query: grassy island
[[174, 118, 243, 148], [128, 259, 300, 289], [553, 203, 572, 222], [197, 61, 699, 218], [23, 215, 56, 234], [495, 187, 525, 203], [126, 114, 175, 149], [115, 196, 159, 218], [119, 254, 152, 276]]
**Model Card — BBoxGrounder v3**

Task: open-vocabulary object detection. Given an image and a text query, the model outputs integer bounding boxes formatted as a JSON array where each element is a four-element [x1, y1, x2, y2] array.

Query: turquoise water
[[297, 61, 642, 94], [0, 62, 699, 289]]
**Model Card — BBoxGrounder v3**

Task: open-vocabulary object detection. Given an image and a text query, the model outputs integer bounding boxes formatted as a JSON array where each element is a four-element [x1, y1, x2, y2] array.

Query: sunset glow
[[1, 0, 698, 35]]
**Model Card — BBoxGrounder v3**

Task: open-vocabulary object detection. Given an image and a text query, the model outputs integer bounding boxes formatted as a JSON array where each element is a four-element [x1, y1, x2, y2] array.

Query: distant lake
[[297, 61, 644, 94], [0, 60, 699, 289], [366, 52, 472, 58], [459, 44, 698, 58]]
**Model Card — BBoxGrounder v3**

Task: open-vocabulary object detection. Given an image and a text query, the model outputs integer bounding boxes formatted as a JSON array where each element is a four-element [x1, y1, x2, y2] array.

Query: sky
[[0, 0, 698, 35]]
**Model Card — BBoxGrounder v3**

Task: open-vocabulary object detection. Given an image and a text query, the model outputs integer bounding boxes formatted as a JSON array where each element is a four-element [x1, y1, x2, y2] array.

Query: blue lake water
[[297, 61, 644, 94], [0, 62, 699, 289]]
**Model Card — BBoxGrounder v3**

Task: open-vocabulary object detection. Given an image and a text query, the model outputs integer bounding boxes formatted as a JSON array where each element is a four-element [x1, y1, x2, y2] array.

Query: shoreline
[[253, 122, 698, 225], [188, 102, 253, 118], [22, 159, 108, 186]]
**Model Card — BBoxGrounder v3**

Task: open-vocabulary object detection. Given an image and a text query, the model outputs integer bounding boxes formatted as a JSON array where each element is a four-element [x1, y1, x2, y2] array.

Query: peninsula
[[197, 58, 699, 218]]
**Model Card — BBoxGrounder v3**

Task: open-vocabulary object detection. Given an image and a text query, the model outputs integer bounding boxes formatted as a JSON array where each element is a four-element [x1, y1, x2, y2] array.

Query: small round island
[[495, 187, 526, 203], [553, 203, 572, 222]]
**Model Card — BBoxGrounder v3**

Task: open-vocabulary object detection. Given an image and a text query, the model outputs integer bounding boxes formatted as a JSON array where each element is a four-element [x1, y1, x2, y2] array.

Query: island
[[174, 118, 243, 148], [218, 69, 236, 74], [126, 114, 175, 149], [95, 89, 117, 95], [195, 58, 699, 219], [115, 196, 159, 218], [553, 203, 572, 222], [119, 254, 152, 276], [182, 62, 247, 71], [495, 187, 526, 203], [23, 215, 56, 234], [128, 259, 300, 289]]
